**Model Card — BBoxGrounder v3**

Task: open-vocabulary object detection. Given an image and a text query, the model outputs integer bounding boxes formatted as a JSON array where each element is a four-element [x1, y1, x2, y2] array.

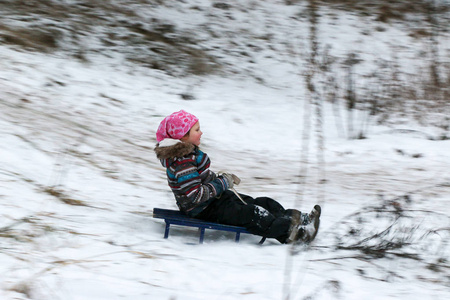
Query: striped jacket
[[154, 139, 229, 216]]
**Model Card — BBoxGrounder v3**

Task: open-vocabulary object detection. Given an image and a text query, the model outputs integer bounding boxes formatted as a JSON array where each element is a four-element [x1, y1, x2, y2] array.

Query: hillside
[[1, 1, 449, 299]]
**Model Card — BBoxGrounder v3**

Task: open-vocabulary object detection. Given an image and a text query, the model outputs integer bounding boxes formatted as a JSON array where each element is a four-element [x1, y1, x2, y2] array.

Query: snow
[[1, 1, 449, 300]]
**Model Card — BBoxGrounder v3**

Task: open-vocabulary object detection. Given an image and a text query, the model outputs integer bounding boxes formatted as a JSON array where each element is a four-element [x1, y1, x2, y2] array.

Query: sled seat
[[153, 208, 265, 244]]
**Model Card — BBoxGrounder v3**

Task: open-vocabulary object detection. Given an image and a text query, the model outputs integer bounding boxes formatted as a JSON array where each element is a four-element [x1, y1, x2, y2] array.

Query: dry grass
[[319, 0, 450, 18], [0, 0, 447, 78], [43, 187, 88, 206], [307, 0, 449, 137], [0, 0, 220, 75], [0, 0, 448, 123], [0, 24, 59, 52], [9, 282, 33, 298]]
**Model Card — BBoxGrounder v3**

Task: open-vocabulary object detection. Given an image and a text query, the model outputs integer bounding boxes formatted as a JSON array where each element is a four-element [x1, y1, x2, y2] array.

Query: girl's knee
[[255, 197, 285, 214]]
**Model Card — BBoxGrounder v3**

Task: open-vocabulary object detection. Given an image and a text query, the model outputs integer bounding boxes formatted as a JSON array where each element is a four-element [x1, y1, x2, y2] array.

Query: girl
[[154, 110, 321, 244]]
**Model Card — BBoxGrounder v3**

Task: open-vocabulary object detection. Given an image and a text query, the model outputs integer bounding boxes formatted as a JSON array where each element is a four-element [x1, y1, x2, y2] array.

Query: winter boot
[[286, 205, 321, 244], [296, 213, 320, 243], [301, 205, 321, 225]]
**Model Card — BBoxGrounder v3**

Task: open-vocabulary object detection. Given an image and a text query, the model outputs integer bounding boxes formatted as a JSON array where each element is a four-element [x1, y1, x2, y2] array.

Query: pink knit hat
[[156, 110, 199, 142]]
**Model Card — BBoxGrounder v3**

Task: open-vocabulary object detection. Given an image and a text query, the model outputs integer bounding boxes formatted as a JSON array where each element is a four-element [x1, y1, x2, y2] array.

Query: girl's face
[[182, 121, 202, 146]]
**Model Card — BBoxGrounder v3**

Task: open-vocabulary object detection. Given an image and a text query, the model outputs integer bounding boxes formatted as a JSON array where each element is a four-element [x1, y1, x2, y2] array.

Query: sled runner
[[153, 208, 266, 244]]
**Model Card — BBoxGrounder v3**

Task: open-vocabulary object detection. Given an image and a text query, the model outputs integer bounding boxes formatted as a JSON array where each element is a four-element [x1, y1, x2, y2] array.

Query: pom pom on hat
[[156, 110, 199, 143]]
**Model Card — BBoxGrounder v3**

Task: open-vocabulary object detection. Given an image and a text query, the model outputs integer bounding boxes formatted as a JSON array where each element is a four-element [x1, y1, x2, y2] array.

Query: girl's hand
[[219, 172, 241, 188]]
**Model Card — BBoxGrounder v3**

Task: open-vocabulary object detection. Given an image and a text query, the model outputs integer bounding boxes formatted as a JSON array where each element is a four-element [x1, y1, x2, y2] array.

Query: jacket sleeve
[[167, 152, 229, 215]]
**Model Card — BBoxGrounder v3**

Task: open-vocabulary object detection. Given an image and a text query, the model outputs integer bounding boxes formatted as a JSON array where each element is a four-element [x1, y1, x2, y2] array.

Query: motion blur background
[[0, 1, 449, 300]]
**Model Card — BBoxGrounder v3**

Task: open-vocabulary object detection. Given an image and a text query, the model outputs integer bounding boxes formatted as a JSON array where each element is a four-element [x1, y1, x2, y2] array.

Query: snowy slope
[[1, 1, 449, 300]]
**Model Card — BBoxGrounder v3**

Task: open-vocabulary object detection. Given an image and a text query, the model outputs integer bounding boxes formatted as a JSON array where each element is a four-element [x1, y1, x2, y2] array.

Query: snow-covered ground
[[1, 1, 449, 299]]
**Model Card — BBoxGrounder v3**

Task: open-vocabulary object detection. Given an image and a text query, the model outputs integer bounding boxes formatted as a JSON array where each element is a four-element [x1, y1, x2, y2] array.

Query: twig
[[0, 217, 35, 233]]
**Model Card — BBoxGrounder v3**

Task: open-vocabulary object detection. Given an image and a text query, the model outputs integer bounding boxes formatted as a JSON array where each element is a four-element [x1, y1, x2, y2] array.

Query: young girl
[[154, 110, 321, 244]]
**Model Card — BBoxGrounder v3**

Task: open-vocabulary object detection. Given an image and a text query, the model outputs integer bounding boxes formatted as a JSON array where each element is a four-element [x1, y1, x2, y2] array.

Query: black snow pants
[[196, 190, 298, 243]]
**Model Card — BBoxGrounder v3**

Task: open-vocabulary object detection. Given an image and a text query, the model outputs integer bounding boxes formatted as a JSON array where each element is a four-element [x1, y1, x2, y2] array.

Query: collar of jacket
[[154, 139, 196, 160]]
